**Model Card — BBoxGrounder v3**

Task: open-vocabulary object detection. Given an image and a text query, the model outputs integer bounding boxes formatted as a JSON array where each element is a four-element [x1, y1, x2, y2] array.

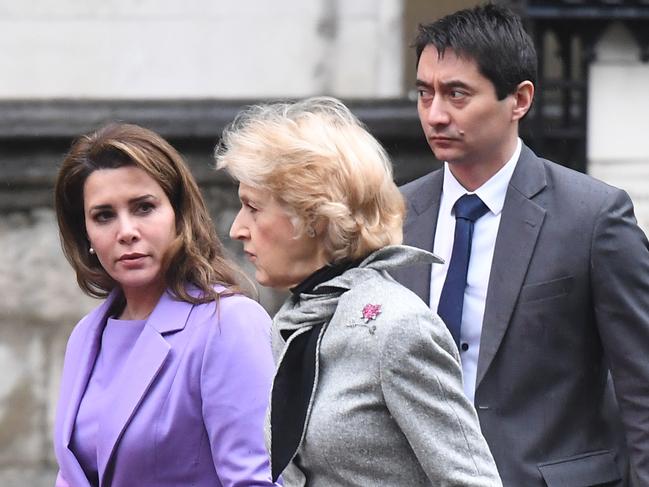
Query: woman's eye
[[93, 211, 114, 223], [245, 202, 258, 213], [136, 202, 155, 214]]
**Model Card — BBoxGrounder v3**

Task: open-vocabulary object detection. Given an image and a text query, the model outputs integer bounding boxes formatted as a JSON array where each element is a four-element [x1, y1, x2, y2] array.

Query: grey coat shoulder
[[336, 270, 452, 347]]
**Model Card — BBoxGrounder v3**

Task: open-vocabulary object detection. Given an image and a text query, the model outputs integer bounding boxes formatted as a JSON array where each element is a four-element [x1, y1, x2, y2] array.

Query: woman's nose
[[117, 215, 140, 244], [229, 210, 249, 241]]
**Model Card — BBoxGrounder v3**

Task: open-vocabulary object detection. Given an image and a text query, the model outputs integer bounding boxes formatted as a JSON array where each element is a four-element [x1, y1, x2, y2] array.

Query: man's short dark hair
[[414, 2, 537, 100]]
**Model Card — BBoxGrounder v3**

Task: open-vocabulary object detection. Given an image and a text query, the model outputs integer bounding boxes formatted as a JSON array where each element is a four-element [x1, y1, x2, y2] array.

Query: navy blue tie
[[437, 194, 489, 348]]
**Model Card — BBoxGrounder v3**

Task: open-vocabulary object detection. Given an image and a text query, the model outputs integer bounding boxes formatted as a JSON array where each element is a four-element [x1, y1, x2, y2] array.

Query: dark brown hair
[[414, 2, 537, 100], [55, 122, 247, 304]]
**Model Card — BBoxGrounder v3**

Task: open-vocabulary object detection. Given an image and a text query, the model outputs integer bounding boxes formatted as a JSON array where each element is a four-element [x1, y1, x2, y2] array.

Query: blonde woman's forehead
[[237, 182, 272, 204]]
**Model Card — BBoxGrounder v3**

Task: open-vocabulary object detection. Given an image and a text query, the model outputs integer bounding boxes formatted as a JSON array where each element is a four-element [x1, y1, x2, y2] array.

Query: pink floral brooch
[[361, 303, 382, 323]]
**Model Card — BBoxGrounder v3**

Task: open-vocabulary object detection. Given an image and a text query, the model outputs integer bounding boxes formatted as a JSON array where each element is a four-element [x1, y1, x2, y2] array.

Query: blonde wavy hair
[[215, 96, 405, 263]]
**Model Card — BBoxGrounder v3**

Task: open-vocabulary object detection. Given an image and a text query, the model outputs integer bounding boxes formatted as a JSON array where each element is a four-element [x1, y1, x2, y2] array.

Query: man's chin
[[431, 148, 460, 164]]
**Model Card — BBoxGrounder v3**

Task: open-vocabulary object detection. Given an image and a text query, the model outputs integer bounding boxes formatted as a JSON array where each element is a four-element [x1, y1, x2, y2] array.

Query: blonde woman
[[216, 97, 501, 486]]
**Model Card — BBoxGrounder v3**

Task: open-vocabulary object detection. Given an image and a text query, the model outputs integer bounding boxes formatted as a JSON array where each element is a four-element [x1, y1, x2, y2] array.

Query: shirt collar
[[442, 138, 521, 216]]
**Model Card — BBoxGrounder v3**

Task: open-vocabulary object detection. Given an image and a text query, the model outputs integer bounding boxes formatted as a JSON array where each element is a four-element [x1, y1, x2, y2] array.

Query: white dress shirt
[[430, 139, 521, 402]]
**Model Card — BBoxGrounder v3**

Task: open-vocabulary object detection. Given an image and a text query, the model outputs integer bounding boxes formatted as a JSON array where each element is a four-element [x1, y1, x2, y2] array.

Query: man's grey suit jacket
[[391, 144, 649, 487]]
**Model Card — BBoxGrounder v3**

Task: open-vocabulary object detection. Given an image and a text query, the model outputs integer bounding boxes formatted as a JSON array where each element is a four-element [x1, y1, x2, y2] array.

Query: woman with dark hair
[[53, 123, 278, 487]]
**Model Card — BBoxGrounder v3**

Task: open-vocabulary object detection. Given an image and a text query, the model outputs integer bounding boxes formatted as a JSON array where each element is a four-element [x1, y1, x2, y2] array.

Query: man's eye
[[418, 90, 433, 101], [449, 90, 466, 99]]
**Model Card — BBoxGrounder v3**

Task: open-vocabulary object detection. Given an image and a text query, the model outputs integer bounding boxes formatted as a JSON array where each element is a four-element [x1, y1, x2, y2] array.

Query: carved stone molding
[[0, 99, 433, 213]]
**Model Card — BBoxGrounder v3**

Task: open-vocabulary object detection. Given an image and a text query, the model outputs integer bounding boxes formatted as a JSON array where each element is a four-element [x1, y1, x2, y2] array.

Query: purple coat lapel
[[56, 290, 195, 486], [56, 292, 118, 487], [96, 290, 192, 484]]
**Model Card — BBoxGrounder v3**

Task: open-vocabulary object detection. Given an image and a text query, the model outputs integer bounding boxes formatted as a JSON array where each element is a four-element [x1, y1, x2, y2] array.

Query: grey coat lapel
[[399, 170, 444, 303], [476, 145, 547, 389]]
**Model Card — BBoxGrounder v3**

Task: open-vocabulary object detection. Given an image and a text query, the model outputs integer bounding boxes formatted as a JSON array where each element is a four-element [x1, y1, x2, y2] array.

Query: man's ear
[[511, 80, 534, 121]]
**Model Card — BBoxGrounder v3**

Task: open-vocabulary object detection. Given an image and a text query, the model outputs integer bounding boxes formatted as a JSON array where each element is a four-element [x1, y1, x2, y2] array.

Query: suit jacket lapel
[[400, 170, 444, 303], [59, 293, 119, 487], [61, 294, 118, 448], [476, 146, 547, 389], [96, 290, 192, 483]]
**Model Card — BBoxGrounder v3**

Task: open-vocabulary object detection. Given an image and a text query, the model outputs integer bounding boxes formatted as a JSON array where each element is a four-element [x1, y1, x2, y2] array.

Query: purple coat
[[53, 287, 278, 487]]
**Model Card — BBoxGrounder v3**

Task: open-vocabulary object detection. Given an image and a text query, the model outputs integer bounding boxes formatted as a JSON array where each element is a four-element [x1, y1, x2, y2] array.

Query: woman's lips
[[117, 253, 148, 267]]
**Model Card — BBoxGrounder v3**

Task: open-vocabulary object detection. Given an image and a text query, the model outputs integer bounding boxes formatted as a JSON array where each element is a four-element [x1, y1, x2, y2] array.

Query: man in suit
[[391, 3, 649, 486]]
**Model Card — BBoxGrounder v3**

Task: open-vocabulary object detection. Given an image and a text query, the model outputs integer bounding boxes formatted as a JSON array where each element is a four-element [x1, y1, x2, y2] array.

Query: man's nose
[[425, 97, 451, 127]]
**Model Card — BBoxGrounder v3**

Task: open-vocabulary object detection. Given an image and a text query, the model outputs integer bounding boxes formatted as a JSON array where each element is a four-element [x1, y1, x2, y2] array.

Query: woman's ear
[[313, 217, 328, 238], [511, 80, 534, 121]]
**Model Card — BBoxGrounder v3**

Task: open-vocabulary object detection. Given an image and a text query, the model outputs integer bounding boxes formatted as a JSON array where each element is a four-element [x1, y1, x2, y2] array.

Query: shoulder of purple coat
[[191, 290, 271, 329]]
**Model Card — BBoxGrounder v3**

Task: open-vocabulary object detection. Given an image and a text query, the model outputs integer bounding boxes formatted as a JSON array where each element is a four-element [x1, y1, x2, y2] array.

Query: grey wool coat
[[267, 245, 502, 487]]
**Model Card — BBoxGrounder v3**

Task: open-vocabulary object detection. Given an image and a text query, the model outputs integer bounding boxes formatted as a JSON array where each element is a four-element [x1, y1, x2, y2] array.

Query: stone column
[[588, 22, 649, 234]]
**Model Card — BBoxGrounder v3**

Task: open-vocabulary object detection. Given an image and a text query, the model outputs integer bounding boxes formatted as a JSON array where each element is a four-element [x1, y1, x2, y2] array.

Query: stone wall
[[0, 210, 84, 486], [0, 0, 404, 99]]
